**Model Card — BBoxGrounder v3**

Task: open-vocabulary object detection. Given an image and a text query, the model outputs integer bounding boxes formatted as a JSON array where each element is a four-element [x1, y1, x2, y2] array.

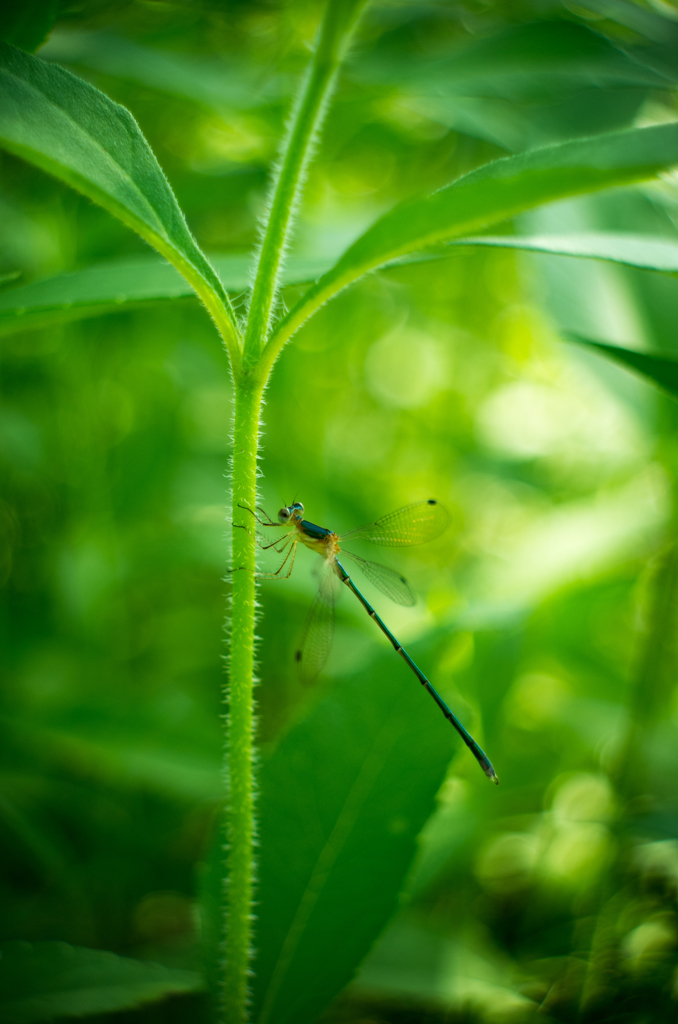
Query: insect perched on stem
[[246, 498, 498, 784]]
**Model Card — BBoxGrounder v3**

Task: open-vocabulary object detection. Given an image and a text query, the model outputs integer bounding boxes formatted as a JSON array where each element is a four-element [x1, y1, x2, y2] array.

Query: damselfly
[[247, 499, 497, 784]]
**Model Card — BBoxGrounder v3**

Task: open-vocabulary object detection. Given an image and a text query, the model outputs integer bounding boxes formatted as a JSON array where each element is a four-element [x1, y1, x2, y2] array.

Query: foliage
[[0, 942, 203, 1023], [202, 654, 454, 1024], [2, 1, 678, 1023]]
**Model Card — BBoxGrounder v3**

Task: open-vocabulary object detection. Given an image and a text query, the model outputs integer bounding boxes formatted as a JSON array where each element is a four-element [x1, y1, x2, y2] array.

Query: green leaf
[[358, 20, 669, 94], [41, 30, 285, 114], [0, 0, 57, 53], [0, 42, 240, 358], [357, 21, 666, 152], [0, 257, 206, 337], [202, 642, 458, 1024], [351, 912, 536, 1016], [0, 254, 334, 338], [412, 85, 646, 155], [452, 232, 678, 273], [0, 942, 204, 1023], [565, 333, 678, 401], [5, 232, 678, 341], [34, 723, 223, 801], [267, 122, 678, 369]]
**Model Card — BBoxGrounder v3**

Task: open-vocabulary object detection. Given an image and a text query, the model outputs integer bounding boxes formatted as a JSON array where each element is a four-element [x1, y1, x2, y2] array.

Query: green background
[[3, 0, 678, 1021]]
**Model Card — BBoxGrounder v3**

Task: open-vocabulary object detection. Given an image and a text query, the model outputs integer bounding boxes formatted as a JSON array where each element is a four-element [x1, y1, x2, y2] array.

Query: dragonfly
[[246, 498, 498, 784]]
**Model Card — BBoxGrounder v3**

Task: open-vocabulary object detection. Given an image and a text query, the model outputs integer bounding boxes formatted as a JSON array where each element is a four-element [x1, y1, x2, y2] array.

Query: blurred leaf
[[580, 0, 678, 47], [454, 231, 678, 273], [2, 708, 222, 800], [0, 257, 210, 337], [0, 0, 57, 54], [6, 231, 678, 342], [358, 20, 669, 95], [203, 647, 456, 1024], [0, 254, 333, 337], [0, 941, 204, 1023], [566, 333, 678, 400], [415, 95, 531, 153], [38, 727, 222, 801], [408, 86, 647, 153], [615, 543, 678, 798], [273, 123, 678, 352], [351, 912, 535, 1017], [0, 42, 238, 349], [40, 30, 286, 113], [359, 21, 666, 151]]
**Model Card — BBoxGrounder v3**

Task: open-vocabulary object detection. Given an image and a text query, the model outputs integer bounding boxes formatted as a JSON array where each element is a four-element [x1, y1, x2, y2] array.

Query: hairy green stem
[[223, 376, 264, 1023], [222, 6, 368, 1020], [243, 0, 367, 367]]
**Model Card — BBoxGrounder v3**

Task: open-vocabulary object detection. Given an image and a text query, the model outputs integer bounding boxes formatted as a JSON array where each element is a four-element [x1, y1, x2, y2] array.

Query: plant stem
[[243, 0, 367, 367], [222, 6, 368, 1020], [224, 374, 264, 1023]]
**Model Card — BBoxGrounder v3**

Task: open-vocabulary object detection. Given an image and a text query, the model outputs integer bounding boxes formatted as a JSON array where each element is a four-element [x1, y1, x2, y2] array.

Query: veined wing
[[341, 499, 449, 547], [295, 560, 339, 686], [342, 550, 416, 607]]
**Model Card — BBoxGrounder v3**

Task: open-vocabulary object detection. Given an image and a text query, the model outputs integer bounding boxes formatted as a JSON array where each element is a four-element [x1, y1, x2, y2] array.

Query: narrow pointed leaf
[[0, 254, 335, 338], [5, 233, 678, 342], [0, 257, 208, 337], [248, 646, 453, 1024], [452, 231, 678, 273], [565, 333, 678, 400], [0, 42, 239, 355], [269, 122, 678, 361], [0, 942, 203, 1023]]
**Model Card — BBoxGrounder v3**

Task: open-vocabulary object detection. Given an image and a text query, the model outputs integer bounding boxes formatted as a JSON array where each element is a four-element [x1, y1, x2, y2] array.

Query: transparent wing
[[342, 550, 416, 607], [295, 560, 339, 686], [341, 499, 450, 547]]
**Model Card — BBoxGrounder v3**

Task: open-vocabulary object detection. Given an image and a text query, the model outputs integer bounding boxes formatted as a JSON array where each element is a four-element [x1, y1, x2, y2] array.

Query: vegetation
[[2, 1, 678, 1022]]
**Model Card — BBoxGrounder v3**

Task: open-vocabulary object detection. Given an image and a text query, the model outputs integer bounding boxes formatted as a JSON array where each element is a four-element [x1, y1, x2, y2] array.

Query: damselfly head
[[278, 501, 304, 523]]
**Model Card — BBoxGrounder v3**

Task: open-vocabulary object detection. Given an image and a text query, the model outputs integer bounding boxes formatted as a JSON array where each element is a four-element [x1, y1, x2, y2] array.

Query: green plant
[[3, 2, 678, 1023]]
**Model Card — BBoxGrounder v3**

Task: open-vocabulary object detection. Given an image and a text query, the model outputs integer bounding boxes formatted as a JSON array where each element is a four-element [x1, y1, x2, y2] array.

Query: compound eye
[[295, 502, 305, 515], [278, 507, 291, 523]]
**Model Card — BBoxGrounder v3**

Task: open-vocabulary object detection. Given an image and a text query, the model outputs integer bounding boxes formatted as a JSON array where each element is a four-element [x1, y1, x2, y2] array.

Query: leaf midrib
[[257, 712, 404, 1024]]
